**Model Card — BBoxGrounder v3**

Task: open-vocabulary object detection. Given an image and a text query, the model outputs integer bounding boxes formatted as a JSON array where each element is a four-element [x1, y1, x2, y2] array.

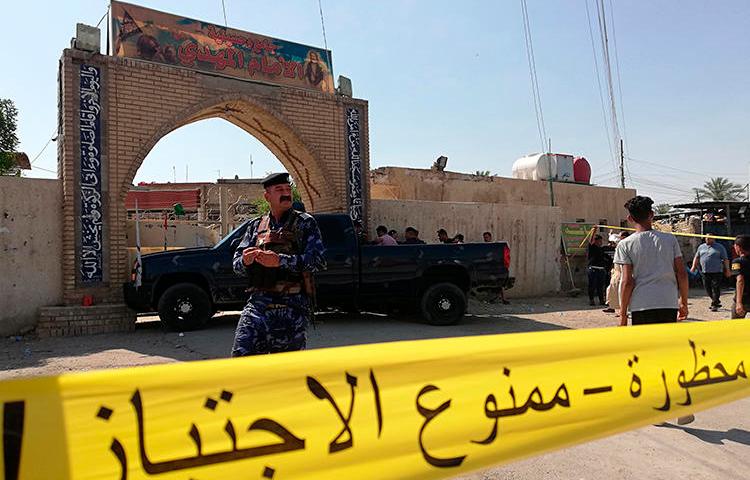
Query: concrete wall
[[0, 177, 63, 335], [371, 199, 562, 297], [125, 219, 220, 249], [371, 167, 636, 224]]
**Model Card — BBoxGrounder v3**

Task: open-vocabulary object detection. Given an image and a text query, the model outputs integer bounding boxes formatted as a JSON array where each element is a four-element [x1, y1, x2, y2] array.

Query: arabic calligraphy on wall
[[79, 64, 104, 284], [110, 1, 334, 94], [1, 320, 749, 479], [345, 107, 364, 225]]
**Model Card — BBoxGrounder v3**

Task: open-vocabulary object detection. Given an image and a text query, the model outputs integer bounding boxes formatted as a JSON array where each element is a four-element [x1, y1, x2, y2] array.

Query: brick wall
[[37, 305, 135, 337], [59, 49, 370, 306]]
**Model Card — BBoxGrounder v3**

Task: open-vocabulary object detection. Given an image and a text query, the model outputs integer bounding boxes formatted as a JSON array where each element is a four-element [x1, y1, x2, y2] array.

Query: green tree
[[693, 177, 746, 202], [0, 99, 20, 176], [251, 183, 302, 215], [654, 203, 671, 215], [474, 170, 491, 177]]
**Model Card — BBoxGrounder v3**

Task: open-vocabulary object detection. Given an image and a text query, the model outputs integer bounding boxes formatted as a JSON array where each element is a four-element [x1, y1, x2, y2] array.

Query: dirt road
[[1, 290, 748, 479]]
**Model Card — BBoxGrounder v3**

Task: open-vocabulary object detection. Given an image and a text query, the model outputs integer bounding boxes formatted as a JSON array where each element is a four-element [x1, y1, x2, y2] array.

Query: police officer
[[231, 173, 326, 356]]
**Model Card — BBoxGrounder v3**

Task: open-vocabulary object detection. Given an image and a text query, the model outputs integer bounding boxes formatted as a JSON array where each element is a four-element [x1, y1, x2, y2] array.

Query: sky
[[2, 0, 749, 205]]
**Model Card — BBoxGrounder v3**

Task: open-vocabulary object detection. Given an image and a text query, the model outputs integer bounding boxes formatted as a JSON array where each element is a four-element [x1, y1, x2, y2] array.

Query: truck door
[[314, 215, 357, 308], [213, 221, 251, 305]]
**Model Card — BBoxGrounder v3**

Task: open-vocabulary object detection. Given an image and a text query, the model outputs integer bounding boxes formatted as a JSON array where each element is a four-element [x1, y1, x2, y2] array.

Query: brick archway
[[57, 48, 370, 309], [118, 92, 340, 213]]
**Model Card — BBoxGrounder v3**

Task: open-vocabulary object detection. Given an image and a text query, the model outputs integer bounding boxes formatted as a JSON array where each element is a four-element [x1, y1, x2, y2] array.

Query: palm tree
[[654, 203, 671, 215], [474, 170, 491, 177], [693, 177, 746, 202]]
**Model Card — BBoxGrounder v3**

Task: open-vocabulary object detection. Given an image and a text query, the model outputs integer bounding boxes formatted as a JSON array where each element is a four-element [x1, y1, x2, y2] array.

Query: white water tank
[[512, 153, 575, 182]]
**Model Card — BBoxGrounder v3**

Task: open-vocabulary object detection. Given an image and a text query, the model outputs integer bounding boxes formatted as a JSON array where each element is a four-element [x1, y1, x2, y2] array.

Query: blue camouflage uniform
[[231, 209, 326, 356]]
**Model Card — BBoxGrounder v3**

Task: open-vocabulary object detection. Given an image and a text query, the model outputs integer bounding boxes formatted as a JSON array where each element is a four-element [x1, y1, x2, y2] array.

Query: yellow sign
[[2, 321, 749, 479]]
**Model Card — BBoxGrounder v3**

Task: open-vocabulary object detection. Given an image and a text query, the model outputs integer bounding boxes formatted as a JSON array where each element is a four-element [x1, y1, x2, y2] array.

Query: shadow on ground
[[657, 423, 750, 446], [0, 306, 568, 373]]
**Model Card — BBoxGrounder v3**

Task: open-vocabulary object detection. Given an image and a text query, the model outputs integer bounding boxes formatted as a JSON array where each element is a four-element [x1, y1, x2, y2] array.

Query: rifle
[[302, 271, 318, 328]]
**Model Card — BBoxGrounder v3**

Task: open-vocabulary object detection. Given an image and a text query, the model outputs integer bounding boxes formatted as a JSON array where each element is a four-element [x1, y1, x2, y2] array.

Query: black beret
[[262, 172, 291, 188]]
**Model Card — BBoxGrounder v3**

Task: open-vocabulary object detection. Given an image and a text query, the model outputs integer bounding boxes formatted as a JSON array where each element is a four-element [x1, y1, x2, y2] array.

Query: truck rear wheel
[[420, 282, 466, 326], [157, 283, 212, 331]]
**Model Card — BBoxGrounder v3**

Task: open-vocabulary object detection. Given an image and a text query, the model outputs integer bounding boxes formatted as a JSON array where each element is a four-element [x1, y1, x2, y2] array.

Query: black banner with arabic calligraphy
[[345, 107, 364, 225], [110, 1, 334, 94], [80, 64, 104, 284]]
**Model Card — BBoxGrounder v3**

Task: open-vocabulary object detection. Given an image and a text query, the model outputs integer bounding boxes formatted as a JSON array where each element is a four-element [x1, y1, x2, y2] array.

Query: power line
[[30, 164, 56, 174], [221, 0, 228, 27], [595, 0, 625, 186], [607, 0, 630, 157], [584, 0, 617, 172], [629, 175, 693, 193], [520, 0, 548, 152], [29, 129, 58, 165], [95, 5, 110, 28], [627, 156, 746, 178], [592, 169, 618, 179], [317, 0, 335, 81], [629, 175, 695, 195]]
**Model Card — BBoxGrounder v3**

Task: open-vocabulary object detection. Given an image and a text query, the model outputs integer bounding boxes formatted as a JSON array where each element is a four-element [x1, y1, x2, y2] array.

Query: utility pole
[[172, 165, 176, 183], [250, 153, 254, 178], [185, 165, 188, 182], [546, 138, 555, 206], [619, 139, 625, 189]]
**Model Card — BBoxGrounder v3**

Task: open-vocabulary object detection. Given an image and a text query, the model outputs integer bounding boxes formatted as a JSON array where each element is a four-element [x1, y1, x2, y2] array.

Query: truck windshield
[[212, 220, 251, 250]]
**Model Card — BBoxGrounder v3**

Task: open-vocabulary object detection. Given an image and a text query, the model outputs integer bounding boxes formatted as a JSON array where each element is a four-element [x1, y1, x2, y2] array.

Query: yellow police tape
[[2, 320, 749, 479], [598, 225, 736, 241]]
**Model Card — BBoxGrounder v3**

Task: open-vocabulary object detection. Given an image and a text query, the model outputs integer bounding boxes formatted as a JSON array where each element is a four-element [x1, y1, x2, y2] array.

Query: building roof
[[13, 152, 31, 170], [125, 189, 201, 211]]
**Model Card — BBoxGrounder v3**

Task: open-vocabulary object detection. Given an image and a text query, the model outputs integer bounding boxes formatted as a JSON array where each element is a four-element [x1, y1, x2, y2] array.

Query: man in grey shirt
[[615, 196, 689, 326], [690, 236, 730, 311]]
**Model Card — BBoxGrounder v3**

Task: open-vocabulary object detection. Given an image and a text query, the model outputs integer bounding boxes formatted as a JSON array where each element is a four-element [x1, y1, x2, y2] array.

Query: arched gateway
[[43, 3, 369, 335]]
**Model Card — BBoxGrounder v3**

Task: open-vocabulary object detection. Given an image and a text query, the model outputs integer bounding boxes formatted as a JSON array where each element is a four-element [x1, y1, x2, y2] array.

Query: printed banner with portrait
[[110, 1, 334, 94]]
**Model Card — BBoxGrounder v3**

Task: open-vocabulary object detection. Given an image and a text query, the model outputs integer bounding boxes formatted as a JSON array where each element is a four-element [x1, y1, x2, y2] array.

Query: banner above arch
[[110, 1, 335, 94]]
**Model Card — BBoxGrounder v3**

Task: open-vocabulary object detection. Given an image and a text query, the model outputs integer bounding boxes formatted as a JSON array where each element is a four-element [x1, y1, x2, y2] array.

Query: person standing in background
[[731, 235, 750, 318], [691, 235, 730, 311], [603, 231, 629, 314], [587, 229, 609, 306], [403, 227, 426, 245], [437, 228, 452, 244], [374, 225, 398, 246]]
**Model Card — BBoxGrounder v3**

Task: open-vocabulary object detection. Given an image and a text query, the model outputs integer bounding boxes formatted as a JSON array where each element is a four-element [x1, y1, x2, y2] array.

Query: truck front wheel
[[157, 283, 212, 331], [420, 282, 466, 326]]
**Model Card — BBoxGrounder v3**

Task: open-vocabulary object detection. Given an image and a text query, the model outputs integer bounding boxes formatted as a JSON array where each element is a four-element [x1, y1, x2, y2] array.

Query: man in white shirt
[[615, 196, 689, 326], [615, 195, 692, 425]]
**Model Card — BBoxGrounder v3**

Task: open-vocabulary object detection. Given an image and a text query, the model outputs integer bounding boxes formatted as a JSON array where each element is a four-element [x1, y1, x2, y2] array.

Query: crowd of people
[[589, 196, 750, 324], [371, 225, 496, 246]]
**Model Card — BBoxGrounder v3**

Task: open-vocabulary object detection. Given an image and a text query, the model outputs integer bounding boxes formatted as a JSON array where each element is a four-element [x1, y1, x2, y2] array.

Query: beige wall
[[371, 199, 562, 297], [125, 219, 220, 249], [0, 178, 63, 335], [371, 167, 636, 225]]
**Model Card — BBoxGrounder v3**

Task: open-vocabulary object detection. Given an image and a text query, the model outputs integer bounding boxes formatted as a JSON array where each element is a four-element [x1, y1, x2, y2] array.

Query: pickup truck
[[124, 213, 514, 330]]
